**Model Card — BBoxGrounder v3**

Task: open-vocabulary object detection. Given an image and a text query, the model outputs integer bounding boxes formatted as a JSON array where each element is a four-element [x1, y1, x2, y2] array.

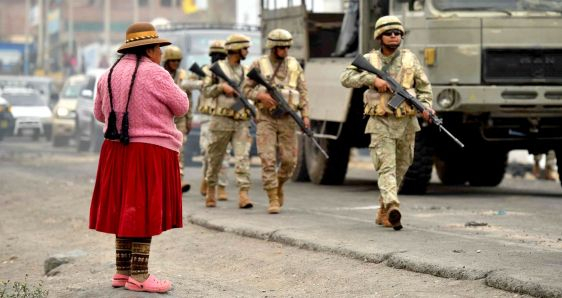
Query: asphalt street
[[0, 137, 560, 297], [183, 153, 562, 298]]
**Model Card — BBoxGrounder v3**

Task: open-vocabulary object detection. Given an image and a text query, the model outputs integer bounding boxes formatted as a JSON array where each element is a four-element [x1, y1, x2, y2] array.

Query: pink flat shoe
[[111, 273, 129, 287], [124, 275, 172, 293]]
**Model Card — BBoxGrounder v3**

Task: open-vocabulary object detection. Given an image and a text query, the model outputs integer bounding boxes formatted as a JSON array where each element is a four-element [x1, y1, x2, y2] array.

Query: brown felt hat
[[117, 22, 171, 53]]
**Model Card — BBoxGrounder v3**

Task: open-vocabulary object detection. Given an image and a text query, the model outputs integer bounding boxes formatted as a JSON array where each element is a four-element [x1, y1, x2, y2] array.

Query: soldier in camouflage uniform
[[162, 45, 193, 193], [340, 16, 434, 230], [244, 29, 310, 214], [183, 40, 231, 200], [203, 34, 254, 209]]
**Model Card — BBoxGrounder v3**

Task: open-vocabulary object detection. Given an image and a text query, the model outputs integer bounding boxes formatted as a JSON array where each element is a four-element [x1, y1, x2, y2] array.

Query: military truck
[[261, 0, 562, 192]]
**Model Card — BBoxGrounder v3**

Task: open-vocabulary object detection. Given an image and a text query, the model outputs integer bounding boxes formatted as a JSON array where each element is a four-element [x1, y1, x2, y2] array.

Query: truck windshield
[[432, 0, 562, 13]]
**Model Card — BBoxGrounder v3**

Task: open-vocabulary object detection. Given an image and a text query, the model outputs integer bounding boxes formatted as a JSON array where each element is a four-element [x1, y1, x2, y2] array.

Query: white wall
[[236, 0, 260, 25]]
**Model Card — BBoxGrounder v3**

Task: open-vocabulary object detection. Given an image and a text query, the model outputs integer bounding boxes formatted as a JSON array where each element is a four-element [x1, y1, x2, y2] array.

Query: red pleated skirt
[[89, 140, 183, 237]]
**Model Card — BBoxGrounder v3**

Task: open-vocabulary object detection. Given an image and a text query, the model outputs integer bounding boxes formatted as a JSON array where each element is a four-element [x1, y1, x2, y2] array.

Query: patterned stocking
[[130, 237, 152, 282], [115, 237, 132, 276]]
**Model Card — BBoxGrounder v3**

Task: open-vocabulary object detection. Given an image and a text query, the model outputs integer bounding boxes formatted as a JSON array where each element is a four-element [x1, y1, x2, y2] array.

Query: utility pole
[[24, 0, 30, 75], [67, 0, 74, 55], [104, 0, 110, 60], [37, 0, 44, 73], [133, 0, 139, 23]]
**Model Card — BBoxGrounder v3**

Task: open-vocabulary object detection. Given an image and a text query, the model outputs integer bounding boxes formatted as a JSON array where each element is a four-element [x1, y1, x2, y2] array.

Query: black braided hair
[[104, 55, 124, 140], [119, 54, 141, 145]]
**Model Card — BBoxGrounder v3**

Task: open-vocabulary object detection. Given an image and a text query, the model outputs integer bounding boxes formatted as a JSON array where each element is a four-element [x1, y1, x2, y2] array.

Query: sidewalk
[[183, 167, 562, 298]]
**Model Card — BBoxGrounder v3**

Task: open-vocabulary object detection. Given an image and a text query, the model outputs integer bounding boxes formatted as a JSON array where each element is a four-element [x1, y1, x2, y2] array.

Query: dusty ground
[[0, 138, 530, 297]]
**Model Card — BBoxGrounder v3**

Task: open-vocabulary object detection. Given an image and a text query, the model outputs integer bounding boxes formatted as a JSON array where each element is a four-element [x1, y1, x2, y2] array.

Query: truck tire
[[291, 134, 310, 182], [467, 150, 507, 187], [400, 126, 434, 194], [305, 135, 350, 185]]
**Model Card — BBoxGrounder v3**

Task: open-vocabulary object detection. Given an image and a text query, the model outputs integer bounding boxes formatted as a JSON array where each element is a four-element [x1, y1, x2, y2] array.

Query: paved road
[[0, 137, 560, 297], [183, 149, 562, 298]]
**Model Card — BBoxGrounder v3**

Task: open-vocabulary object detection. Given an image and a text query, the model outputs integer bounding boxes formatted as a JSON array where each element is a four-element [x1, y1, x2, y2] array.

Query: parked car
[[0, 75, 59, 108], [0, 96, 14, 141], [0, 87, 52, 141], [75, 68, 106, 152], [52, 74, 94, 147]]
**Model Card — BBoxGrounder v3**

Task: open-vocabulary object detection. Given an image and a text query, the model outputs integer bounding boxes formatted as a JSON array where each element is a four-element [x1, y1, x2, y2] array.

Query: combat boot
[[277, 178, 286, 207], [217, 185, 228, 201], [375, 196, 385, 225], [266, 189, 281, 214], [545, 167, 559, 181], [384, 202, 403, 231], [532, 163, 541, 178], [199, 178, 207, 197], [181, 183, 191, 193], [238, 188, 253, 209], [205, 186, 216, 208]]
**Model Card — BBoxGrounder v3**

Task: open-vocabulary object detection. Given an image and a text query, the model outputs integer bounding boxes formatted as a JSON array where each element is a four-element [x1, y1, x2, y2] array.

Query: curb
[[188, 214, 562, 298]]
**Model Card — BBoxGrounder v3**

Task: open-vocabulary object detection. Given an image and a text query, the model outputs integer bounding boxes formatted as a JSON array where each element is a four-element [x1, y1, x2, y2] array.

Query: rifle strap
[[268, 59, 284, 85]]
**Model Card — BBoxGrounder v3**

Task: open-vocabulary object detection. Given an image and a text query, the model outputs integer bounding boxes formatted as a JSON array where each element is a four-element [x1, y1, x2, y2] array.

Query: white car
[[1, 87, 53, 141]]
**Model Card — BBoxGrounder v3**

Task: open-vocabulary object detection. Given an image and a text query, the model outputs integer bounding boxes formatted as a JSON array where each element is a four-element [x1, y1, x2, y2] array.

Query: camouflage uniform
[[184, 64, 230, 189], [203, 54, 253, 207], [340, 16, 432, 228], [244, 28, 309, 213], [533, 150, 558, 180], [244, 55, 309, 191], [171, 68, 193, 180]]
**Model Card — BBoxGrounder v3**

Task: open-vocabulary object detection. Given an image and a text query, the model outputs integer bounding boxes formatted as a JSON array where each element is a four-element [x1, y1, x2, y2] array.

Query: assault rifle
[[351, 55, 464, 148], [247, 68, 329, 159], [209, 62, 256, 118], [189, 62, 206, 78]]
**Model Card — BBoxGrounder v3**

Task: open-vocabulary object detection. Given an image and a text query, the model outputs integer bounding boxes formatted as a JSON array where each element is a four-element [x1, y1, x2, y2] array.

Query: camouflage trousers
[[534, 150, 557, 169], [256, 113, 297, 190], [205, 116, 251, 189], [369, 132, 415, 208], [200, 119, 229, 187]]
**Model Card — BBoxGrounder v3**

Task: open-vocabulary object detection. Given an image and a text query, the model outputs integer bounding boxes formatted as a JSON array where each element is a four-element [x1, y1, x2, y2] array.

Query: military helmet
[[209, 40, 227, 55], [266, 28, 293, 49], [162, 45, 183, 62], [224, 34, 251, 51], [374, 15, 405, 39]]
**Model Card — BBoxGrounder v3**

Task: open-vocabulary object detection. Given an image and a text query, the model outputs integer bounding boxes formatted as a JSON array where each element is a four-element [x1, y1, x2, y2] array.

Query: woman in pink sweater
[[89, 22, 189, 293]]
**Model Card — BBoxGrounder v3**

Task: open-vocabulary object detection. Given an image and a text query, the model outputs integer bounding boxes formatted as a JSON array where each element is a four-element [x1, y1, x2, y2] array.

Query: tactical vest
[[213, 60, 251, 120], [363, 49, 417, 118], [174, 69, 187, 86], [257, 56, 302, 112], [196, 65, 216, 115]]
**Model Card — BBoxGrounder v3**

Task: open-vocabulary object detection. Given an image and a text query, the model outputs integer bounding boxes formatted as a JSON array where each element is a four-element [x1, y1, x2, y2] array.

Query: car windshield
[[432, 0, 562, 12], [3, 93, 44, 107], [61, 79, 88, 99]]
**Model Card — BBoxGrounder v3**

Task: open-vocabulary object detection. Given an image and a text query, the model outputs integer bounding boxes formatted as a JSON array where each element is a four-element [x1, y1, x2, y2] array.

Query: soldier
[[162, 45, 193, 192], [184, 40, 232, 200], [532, 151, 558, 181], [340, 16, 434, 230], [202, 34, 254, 209], [244, 29, 310, 214]]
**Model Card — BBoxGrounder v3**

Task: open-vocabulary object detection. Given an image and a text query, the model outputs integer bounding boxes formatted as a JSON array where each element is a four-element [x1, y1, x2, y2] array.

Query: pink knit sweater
[[94, 54, 189, 152]]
